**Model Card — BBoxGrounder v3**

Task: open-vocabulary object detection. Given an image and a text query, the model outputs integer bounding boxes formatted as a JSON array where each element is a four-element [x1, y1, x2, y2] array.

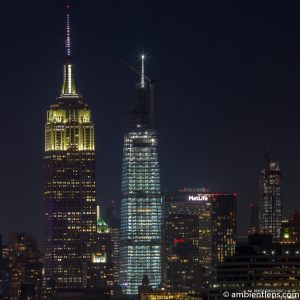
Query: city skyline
[[2, 0, 300, 246]]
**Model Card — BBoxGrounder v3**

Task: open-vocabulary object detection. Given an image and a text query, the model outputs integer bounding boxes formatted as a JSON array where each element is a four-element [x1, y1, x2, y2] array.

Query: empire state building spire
[[61, 4, 77, 96], [65, 3, 71, 57]]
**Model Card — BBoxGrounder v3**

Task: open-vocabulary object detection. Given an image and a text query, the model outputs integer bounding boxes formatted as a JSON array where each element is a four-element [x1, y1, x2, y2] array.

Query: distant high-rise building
[[163, 213, 204, 293], [0, 243, 10, 299], [281, 210, 300, 244], [7, 233, 43, 300], [110, 227, 120, 283], [162, 189, 237, 288], [249, 203, 259, 234], [259, 156, 282, 240], [104, 206, 120, 282], [89, 206, 114, 288], [211, 193, 237, 267], [119, 56, 162, 295], [43, 6, 98, 292]]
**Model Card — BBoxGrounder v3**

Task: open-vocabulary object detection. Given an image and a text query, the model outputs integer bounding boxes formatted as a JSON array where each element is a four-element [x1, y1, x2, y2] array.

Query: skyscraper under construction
[[119, 56, 162, 295], [43, 5, 97, 291]]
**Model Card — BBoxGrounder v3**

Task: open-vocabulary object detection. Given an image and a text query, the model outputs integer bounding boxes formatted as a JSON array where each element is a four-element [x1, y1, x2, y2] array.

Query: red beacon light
[[173, 238, 185, 244]]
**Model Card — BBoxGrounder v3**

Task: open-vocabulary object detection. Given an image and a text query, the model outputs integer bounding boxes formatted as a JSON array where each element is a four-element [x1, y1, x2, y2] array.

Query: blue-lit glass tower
[[119, 56, 162, 295]]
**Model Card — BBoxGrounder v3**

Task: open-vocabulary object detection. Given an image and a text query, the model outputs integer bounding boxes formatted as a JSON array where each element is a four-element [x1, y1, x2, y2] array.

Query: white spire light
[[65, 4, 71, 57], [141, 54, 145, 88]]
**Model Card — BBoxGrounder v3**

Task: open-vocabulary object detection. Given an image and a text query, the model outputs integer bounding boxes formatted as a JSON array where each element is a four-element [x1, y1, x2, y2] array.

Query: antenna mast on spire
[[65, 3, 71, 57], [141, 54, 145, 88], [120, 57, 157, 128], [61, 2, 78, 96]]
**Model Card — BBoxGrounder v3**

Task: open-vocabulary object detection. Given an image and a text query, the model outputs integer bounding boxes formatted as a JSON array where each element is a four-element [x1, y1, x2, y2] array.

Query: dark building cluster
[[1, 5, 300, 300]]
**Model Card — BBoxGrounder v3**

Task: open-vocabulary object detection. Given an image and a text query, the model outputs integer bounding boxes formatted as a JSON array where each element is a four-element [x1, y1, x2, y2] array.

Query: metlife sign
[[188, 194, 209, 202]]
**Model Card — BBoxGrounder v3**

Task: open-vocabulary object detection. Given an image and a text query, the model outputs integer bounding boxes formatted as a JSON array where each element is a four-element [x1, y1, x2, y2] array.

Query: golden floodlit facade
[[43, 7, 97, 293]]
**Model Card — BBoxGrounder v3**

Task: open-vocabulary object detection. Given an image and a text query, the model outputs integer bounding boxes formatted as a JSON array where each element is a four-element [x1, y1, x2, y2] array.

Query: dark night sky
[[1, 0, 300, 247]]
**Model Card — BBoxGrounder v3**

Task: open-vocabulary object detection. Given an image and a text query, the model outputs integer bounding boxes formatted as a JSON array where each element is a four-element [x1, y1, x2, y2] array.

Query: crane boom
[[120, 59, 151, 82]]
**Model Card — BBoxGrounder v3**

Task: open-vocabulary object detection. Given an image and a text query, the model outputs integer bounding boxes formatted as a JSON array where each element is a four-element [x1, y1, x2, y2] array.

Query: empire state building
[[43, 6, 97, 291]]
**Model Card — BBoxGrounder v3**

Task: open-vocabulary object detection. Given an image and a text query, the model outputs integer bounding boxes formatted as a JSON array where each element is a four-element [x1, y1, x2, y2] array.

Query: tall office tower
[[110, 228, 120, 283], [259, 156, 282, 241], [7, 233, 43, 300], [163, 189, 237, 288], [120, 56, 162, 295], [211, 193, 237, 267], [44, 5, 97, 292], [89, 206, 114, 288], [105, 206, 121, 282], [163, 214, 203, 293], [249, 203, 259, 234]]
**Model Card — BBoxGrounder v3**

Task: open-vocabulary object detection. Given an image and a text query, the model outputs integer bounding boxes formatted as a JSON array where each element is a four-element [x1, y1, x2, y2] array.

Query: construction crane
[[120, 58, 157, 127]]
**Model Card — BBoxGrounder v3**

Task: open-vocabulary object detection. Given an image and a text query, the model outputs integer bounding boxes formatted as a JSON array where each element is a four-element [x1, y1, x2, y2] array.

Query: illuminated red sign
[[173, 238, 185, 244]]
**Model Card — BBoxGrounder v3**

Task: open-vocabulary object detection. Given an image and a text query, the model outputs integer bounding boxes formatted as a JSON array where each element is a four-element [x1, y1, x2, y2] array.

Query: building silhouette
[[119, 56, 162, 295], [7, 233, 42, 300]]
